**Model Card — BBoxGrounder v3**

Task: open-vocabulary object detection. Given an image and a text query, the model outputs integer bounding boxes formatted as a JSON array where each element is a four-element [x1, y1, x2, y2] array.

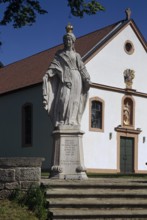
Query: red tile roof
[[0, 19, 143, 95]]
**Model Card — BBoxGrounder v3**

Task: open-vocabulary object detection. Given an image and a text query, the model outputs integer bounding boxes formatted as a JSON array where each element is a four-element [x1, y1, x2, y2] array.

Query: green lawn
[[0, 199, 38, 220]]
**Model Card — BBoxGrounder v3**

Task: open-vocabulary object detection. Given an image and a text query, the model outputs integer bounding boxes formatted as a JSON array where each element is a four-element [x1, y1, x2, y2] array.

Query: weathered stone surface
[[0, 157, 45, 168], [5, 182, 19, 190], [50, 128, 87, 180], [0, 183, 4, 189], [42, 25, 90, 128], [43, 177, 147, 219], [20, 181, 39, 189], [0, 169, 15, 182], [0, 190, 12, 199], [0, 157, 43, 195], [15, 167, 41, 181]]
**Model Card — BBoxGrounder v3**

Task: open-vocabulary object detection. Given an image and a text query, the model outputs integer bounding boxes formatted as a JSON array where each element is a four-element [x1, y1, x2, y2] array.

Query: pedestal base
[[50, 125, 88, 180]]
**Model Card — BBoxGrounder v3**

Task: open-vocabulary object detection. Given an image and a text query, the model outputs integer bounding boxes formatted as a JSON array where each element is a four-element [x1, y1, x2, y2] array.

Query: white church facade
[[0, 16, 147, 174]]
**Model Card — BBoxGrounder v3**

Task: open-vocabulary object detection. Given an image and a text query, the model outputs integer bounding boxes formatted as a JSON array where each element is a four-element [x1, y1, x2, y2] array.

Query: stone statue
[[123, 102, 130, 125], [43, 24, 90, 128]]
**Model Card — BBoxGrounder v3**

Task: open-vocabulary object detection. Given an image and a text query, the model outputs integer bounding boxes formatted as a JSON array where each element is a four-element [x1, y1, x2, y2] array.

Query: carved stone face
[[64, 35, 74, 50], [64, 35, 73, 49], [63, 32, 76, 43]]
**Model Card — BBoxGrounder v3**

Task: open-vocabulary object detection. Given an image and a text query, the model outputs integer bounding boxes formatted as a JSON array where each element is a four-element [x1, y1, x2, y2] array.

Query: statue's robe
[[43, 49, 90, 127]]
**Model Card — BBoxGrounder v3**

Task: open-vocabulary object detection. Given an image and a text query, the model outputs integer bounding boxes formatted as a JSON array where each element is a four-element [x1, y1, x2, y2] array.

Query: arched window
[[22, 103, 33, 147], [122, 96, 135, 127], [89, 97, 104, 132]]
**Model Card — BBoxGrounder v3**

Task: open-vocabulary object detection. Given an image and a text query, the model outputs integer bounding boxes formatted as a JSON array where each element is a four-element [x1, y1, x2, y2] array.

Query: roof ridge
[[77, 20, 124, 40], [1, 20, 125, 68], [82, 20, 127, 61], [1, 19, 145, 95]]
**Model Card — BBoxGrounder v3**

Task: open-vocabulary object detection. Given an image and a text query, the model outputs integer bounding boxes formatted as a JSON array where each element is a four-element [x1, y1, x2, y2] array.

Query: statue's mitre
[[65, 23, 73, 33]]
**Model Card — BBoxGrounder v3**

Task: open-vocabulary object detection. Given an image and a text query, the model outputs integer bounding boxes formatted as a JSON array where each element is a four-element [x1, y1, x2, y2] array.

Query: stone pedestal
[[50, 125, 88, 179]]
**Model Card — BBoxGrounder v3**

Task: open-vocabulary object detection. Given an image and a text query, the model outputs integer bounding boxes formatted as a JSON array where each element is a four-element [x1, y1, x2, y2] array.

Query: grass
[[0, 199, 38, 220], [41, 171, 147, 179], [9, 185, 49, 220], [87, 173, 147, 178], [0, 184, 51, 220]]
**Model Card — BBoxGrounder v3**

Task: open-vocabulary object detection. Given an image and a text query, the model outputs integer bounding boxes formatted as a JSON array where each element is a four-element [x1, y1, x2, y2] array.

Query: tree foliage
[[0, 0, 105, 52], [0, 0, 47, 28], [68, 0, 105, 18], [0, 0, 105, 28]]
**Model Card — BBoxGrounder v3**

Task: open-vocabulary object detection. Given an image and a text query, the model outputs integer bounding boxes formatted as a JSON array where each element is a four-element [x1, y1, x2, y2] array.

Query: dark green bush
[[24, 185, 48, 220]]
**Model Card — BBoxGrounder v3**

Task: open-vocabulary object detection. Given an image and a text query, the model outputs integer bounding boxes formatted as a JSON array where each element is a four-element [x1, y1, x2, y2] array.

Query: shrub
[[10, 185, 49, 220]]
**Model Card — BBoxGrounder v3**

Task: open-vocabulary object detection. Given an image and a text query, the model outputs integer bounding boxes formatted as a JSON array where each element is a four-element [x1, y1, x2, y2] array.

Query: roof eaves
[[0, 82, 41, 97], [129, 19, 147, 52], [82, 19, 130, 62]]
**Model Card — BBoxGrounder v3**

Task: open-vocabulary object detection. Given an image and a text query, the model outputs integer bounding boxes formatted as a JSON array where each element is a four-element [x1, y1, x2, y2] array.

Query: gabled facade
[[82, 19, 147, 174], [0, 18, 147, 173]]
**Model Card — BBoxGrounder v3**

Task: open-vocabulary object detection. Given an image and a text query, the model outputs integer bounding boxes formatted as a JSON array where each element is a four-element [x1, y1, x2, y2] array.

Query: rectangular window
[[89, 97, 104, 132], [22, 104, 33, 147], [91, 101, 102, 129]]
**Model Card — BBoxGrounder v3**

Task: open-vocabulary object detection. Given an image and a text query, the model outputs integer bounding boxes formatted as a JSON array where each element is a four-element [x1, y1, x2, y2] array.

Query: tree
[[0, 0, 105, 28], [0, 0, 47, 28], [68, 0, 105, 18], [0, 0, 104, 50]]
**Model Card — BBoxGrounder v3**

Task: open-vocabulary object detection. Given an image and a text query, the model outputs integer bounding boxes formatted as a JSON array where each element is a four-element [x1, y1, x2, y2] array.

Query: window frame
[[89, 97, 104, 132], [124, 40, 135, 55]]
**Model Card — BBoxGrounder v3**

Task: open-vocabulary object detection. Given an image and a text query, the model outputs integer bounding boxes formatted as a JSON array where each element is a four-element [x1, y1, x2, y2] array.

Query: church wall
[[82, 25, 147, 172], [135, 96, 147, 171], [86, 25, 147, 93], [81, 87, 147, 172], [0, 85, 53, 169], [81, 87, 124, 171]]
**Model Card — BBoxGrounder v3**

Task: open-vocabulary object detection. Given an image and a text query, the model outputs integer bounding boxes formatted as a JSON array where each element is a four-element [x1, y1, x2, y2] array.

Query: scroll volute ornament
[[123, 69, 135, 89]]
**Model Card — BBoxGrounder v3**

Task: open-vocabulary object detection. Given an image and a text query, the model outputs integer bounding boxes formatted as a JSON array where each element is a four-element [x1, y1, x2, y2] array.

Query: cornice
[[90, 82, 147, 98], [114, 126, 142, 135]]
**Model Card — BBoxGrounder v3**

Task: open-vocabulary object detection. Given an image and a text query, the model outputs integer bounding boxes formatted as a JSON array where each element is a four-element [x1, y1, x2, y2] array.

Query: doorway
[[120, 137, 134, 173]]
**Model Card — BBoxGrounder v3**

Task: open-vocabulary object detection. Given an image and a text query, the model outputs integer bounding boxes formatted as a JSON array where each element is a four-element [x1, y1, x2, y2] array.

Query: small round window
[[124, 40, 134, 55]]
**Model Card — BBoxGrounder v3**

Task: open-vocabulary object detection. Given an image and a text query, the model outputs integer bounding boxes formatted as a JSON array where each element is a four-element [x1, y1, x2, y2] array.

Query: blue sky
[[0, 0, 147, 66]]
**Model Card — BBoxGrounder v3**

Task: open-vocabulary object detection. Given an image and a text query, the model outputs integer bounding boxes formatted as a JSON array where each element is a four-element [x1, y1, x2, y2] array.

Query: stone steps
[[49, 197, 147, 207], [41, 178, 147, 219], [47, 188, 147, 196], [49, 208, 147, 219]]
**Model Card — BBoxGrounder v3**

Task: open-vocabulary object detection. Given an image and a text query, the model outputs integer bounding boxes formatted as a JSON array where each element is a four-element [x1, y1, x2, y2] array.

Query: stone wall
[[0, 157, 45, 199]]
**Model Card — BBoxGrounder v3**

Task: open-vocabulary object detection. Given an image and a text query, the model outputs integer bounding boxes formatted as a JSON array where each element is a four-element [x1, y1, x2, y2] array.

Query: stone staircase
[[41, 177, 147, 219]]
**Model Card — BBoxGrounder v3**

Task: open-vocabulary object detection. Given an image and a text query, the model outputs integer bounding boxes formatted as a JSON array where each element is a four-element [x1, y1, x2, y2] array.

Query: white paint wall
[[135, 96, 147, 170], [81, 88, 123, 170], [81, 24, 147, 172], [86, 26, 147, 92]]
